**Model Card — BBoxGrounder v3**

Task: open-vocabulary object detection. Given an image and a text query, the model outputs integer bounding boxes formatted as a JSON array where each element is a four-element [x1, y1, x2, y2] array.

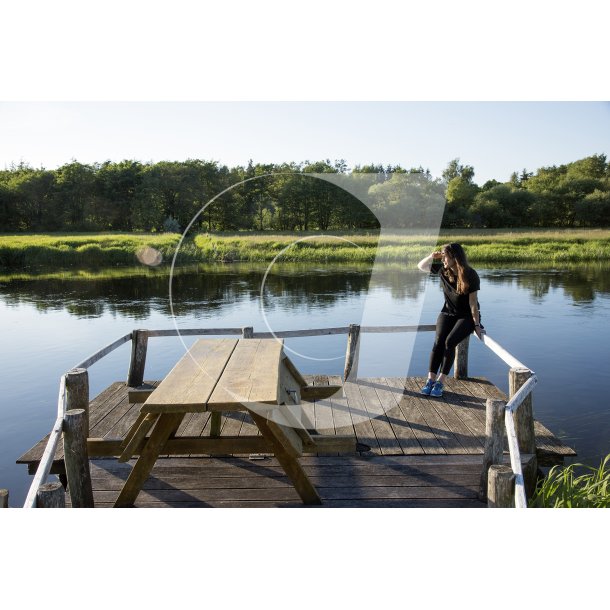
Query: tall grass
[[2, 229, 610, 268], [528, 455, 610, 508], [194, 230, 610, 264], [0, 232, 186, 268]]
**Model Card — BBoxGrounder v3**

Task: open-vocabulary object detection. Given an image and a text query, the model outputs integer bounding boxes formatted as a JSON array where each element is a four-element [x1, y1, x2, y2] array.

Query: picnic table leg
[[114, 412, 184, 508], [248, 410, 321, 505], [210, 412, 222, 437]]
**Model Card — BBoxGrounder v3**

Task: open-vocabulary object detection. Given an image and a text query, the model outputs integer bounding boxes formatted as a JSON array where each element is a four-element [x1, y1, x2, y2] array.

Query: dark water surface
[[1, 262, 609, 506]]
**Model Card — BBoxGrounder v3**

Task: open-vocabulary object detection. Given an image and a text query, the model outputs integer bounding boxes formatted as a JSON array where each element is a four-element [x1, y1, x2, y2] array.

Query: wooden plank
[[447, 379, 487, 427], [93, 482, 480, 503], [368, 377, 423, 454], [342, 381, 382, 454], [413, 377, 485, 454], [239, 412, 260, 438], [90, 457, 489, 476], [17, 381, 128, 465], [301, 385, 343, 401], [207, 339, 282, 409], [118, 413, 158, 463], [454, 378, 574, 459], [382, 377, 446, 455], [127, 386, 155, 403], [220, 411, 246, 436], [113, 412, 185, 507], [311, 376, 335, 435], [90, 394, 135, 439], [307, 436, 357, 453], [402, 378, 465, 453], [89, 471, 480, 491], [248, 410, 321, 504], [265, 412, 304, 458], [90, 498, 484, 508], [327, 375, 356, 448], [533, 421, 576, 456], [144, 338, 238, 412], [356, 381, 404, 455], [283, 356, 308, 388]]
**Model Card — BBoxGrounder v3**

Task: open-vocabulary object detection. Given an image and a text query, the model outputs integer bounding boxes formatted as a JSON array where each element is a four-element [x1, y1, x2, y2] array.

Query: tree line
[[1, 154, 608, 232]]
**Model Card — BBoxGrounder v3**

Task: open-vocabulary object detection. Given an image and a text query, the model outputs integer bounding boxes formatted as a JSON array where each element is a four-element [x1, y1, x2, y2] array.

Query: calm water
[[1, 262, 609, 506]]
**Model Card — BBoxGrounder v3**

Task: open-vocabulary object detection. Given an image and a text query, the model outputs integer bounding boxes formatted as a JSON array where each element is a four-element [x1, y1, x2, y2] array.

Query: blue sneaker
[[421, 379, 435, 395], [430, 381, 444, 397]]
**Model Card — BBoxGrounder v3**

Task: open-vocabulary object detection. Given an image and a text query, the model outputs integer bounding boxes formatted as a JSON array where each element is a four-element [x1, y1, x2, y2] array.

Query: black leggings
[[428, 312, 475, 376]]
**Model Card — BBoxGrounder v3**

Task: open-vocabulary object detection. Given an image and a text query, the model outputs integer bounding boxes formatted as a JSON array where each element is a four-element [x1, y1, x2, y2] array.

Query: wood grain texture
[[144, 338, 238, 413], [207, 339, 282, 409]]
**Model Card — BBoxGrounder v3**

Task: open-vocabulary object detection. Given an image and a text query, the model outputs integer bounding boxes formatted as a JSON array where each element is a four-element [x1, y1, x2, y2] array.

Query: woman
[[417, 243, 485, 397]]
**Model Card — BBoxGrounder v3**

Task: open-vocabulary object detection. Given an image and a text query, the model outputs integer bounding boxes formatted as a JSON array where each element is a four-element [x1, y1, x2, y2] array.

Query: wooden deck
[[17, 375, 575, 508]]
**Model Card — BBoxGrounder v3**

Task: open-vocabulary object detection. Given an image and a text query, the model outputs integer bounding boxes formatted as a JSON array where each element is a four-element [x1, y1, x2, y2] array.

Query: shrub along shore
[[1, 229, 610, 270]]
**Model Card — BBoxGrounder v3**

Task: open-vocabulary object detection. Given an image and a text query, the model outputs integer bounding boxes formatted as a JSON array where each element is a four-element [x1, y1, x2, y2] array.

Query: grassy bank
[[0, 233, 187, 268], [194, 229, 610, 264], [1, 229, 610, 269]]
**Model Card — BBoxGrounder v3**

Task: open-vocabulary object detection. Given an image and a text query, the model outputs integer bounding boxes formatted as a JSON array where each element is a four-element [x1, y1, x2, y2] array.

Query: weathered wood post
[[0, 489, 8, 508], [343, 324, 361, 381], [36, 481, 66, 508], [65, 368, 90, 435], [242, 326, 254, 339], [509, 367, 537, 497], [455, 335, 470, 379], [63, 409, 94, 508], [127, 329, 149, 388], [479, 398, 505, 500], [487, 464, 515, 508]]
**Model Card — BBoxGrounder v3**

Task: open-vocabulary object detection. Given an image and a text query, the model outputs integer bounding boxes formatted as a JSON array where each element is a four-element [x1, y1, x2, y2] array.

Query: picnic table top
[[143, 338, 285, 414]]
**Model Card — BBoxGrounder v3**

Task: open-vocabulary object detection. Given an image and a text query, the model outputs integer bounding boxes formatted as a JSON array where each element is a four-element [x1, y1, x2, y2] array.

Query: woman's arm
[[417, 251, 442, 272], [469, 291, 485, 339]]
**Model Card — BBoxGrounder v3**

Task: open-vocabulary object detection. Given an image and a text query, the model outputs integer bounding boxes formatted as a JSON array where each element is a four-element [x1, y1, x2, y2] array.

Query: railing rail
[[23, 376, 67, 508], [23, 333, 132, 508], [476, 335, 536, 508], [23, 323, 536, 508]]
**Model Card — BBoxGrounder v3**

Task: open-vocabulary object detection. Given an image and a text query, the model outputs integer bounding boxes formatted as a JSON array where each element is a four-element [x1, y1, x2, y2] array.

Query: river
[[1, 262, 609, 506]]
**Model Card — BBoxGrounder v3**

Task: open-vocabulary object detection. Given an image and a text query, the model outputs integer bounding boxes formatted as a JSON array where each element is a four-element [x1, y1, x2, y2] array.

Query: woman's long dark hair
[[441, 243, 472, 295]]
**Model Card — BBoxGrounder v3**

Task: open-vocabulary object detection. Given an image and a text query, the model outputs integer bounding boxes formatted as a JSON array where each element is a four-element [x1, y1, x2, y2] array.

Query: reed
[[528, 454, 610, 508], [194, 230, 610, 264], [2, 229, 610, 268]]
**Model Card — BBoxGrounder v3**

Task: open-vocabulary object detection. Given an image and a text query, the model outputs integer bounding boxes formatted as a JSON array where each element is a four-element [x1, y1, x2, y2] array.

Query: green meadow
[[1, 229, 610, 270]]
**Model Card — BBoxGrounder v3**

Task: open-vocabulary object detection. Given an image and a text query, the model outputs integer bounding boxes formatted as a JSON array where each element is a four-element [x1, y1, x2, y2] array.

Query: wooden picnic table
[[112, 338, 354, 507]]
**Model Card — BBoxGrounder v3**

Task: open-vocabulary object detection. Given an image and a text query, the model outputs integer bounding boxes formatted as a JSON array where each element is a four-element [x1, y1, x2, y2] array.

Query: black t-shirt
[[430, 262, 481, 318]]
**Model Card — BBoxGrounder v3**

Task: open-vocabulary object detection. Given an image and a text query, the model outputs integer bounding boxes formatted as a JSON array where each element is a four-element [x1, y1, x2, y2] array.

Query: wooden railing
[[22, 324, 535, 508], [477, 334, 537, 508]]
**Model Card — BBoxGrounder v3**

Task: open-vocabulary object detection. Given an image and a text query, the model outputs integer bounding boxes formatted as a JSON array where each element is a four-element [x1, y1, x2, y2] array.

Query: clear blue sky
[[1, 102, 608, 185]]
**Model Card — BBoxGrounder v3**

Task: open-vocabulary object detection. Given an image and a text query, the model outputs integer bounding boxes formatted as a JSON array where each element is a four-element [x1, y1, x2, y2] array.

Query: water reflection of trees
[[0, 267, 380, 319], [483, 265, 610, 304], [1, 263, 608, 319]]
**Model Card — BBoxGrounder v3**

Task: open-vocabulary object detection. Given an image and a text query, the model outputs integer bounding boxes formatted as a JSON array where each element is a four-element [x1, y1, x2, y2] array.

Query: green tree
[[574, 189, 610, 226], [54, 162, 96, 229], [94, 160, 144, 230]]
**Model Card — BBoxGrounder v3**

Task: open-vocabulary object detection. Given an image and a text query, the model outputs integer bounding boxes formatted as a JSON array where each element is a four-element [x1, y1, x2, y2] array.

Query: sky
[[1, 101, 609, 184]]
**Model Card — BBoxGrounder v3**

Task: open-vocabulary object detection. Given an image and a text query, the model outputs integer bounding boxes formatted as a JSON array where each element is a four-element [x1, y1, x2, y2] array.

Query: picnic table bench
[[106, 338, 358, 507]]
